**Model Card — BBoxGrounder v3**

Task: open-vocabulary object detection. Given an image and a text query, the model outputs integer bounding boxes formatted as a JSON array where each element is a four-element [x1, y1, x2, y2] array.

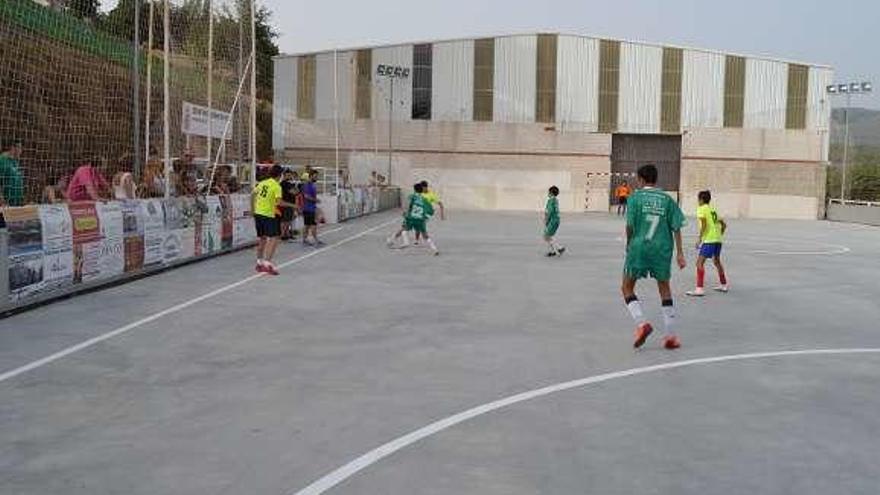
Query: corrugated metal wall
[[273, 35, 832, 135], [493, 35, 537, 123], [556, 35, 599, 129], [432, 40, 474, 121], [618, 42, 662, 134], [744, 58, 788, 129], [272, 56, 297, 150], [372, 45, 413, 121], [681, 50, 724, 128]]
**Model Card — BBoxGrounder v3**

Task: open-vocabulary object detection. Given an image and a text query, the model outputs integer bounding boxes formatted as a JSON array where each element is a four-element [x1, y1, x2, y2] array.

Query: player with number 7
[[621, 164, 687, 350]]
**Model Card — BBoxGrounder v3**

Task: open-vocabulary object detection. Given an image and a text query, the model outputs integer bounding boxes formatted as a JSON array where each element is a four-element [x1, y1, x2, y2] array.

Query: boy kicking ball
[[686, 190, 729, 296], [543, 186, 565, 257], [622, 164, 687, 350], [387, 183, 438, 255]]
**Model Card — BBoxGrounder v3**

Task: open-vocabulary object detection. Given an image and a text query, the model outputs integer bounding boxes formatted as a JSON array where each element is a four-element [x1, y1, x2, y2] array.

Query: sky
[[102, 0, 880, 109]]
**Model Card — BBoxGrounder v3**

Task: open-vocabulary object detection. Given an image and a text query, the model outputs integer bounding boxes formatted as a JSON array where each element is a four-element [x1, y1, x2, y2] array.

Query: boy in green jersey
[[623, 164, 687, 350], [386, 183, 438, 255], [543, 186, 566, 257], [686, 190, 729, 296]]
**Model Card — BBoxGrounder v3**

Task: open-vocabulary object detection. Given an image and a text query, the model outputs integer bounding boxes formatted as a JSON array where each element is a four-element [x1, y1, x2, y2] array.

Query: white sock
[[427, 238, 437, 252], [546, 240, 557, 253], [625, 298, 646, 325], [257, 258, 264, 265], [661, 301, 677, 336], [401, 231, 410, 246]]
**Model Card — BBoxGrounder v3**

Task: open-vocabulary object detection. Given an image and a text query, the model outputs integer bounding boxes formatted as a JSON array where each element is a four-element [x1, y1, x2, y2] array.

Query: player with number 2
[[622, 164, 687, 350]]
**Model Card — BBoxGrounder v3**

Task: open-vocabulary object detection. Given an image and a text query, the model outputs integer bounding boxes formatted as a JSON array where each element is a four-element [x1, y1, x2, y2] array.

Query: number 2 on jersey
[[645, 214, 661, 240]]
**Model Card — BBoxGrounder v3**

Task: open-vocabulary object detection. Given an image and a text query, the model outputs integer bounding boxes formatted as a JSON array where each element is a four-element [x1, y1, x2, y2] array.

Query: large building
[[273, 33, 833, 219]]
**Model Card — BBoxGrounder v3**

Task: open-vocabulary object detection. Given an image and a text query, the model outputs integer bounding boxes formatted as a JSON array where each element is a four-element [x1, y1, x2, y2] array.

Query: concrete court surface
[[1, 209, 879, 495]]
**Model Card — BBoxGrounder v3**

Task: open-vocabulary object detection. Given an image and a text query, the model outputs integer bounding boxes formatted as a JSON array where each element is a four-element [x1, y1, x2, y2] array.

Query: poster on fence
[[121, 200, 145, 273], [231, 194, 256, 247], [140, 199, 165, 267], [39, 204, 74, 291], [96, 202, 125, 279], [219, 195, 234, 250], [197, 196, 223, 255], [69, 202, 101, 284], [162, 198, 197, 262], [6, 206, 45, 301]]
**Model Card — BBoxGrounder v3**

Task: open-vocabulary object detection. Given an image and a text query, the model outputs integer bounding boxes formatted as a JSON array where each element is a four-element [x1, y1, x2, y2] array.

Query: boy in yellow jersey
[[252, 165, 284, 275], [686, 190, 728, 296], [413, 180, 444, 246]]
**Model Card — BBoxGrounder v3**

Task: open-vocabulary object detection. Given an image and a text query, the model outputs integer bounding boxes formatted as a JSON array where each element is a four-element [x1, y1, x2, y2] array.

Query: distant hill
[[831, 108, 880, 147]]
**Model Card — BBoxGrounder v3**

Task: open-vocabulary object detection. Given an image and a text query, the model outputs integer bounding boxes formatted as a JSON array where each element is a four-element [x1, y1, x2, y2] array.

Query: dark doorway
[[611, 134, 682, 194]]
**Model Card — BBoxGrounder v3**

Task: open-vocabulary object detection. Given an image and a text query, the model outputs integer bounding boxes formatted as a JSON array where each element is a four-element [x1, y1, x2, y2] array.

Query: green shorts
[[624, 250, 672, 282], [406, 218, 427, 234], [544, 220, 559, 237]]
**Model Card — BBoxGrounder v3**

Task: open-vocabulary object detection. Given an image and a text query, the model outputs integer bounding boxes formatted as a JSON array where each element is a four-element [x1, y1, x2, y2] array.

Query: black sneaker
[[546, 252, 557, 257], [557, 247, 566, 256]]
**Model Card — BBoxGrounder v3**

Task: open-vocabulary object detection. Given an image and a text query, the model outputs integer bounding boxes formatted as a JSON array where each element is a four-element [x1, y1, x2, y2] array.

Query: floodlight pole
[[132, 0, 141, 180], [841, 92, 850, 200], [388, 77, 393, 185], [163, 0, 171, 199]]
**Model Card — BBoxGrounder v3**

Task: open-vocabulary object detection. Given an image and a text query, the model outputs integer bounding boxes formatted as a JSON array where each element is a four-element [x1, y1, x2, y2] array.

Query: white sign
[[182, 101, 231, 139]]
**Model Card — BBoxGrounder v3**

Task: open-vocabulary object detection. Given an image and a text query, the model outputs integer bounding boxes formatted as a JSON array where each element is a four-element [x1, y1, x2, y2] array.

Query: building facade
[[273, 33, 833, 219]]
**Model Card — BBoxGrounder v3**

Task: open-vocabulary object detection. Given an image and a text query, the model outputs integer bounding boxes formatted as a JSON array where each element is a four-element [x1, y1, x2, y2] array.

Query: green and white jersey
[[406, 193, 434, 221], [545, 196, 559, 223], [626, 187, 685, 259]]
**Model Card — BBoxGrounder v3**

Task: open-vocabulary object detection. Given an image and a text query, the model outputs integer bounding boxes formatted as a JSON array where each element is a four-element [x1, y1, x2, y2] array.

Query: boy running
[[252, 164, 285, 275], [543, 186, 566, 257], [623, 164, 687, 350], [414, 180, 445, 245], [686, 190, 729, 296], [387, 183, 438, 255]]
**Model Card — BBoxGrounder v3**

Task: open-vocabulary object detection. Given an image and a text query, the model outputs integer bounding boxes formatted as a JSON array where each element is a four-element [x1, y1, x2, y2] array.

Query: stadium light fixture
[[827, 79, 875, 200]]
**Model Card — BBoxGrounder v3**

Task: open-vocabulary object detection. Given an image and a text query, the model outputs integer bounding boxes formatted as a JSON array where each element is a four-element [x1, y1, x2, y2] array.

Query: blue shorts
[[699, 242, 723, 259]]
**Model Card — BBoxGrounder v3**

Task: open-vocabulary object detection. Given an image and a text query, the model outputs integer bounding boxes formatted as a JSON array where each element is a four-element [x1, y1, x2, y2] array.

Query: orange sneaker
[[663, 335, 681, 350], [633, 322, 653, 349]]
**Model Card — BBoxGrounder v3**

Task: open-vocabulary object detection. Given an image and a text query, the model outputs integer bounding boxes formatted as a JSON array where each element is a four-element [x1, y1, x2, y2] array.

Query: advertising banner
[[69, 201, 101, 284], [39, 204, 74, 291], [121, 200, 145, 272], [96, 202, 125, 279], [6, 206, 44, 301], [140, 199, 165, 267]]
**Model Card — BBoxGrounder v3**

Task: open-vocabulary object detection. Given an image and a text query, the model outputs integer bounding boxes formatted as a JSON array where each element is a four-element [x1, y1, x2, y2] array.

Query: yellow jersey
[[697, 204, 723, 243], [253, 178, 282, 217], [421, 190, 440, 205]]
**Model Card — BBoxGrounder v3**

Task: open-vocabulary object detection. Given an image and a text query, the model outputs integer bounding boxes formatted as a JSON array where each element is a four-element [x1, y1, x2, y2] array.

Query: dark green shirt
[[0, 155, 24, 206]]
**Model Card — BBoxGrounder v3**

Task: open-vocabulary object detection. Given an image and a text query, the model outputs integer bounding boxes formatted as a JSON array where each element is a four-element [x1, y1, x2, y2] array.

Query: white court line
[[0, 217, 398, 385], [291, 347, 880, 495]]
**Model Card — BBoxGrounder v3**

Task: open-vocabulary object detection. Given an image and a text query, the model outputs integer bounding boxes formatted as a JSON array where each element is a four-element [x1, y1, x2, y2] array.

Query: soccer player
[[543, 185, 566, 257], [615, 180, 631, 216], [623, 164, 687, 350], [252, 164, 284, 275], [414, 180, 445, 245], [686, 190, 729, 296], [387, 183, 438, 254]]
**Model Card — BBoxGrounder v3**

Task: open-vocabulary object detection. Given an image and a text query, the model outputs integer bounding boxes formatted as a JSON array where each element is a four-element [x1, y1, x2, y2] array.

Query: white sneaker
[[713, 285, 729, 293], [686, 287, 706, 297]]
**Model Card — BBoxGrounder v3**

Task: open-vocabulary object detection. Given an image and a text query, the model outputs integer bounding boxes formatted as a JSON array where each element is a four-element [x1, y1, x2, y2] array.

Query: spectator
[[141, 160, 167, 198], [67, 158, 110, 201], [113, 172, 137, 200], [302, 170, 323, 246], [300, 164, 314, 182], [210, 165, 231, 195], [42, 172, 68, 204], [0, 139, 25, 207], [176, 151, 199, 196], [279, 168, 298, 241]]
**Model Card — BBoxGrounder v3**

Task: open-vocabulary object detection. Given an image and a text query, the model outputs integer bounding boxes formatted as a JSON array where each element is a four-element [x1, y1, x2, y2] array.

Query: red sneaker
[[264, 264, 280, 276], [633, 322, 653, 349], [255, 263, 267, 273], [663, 335, 681, 350]]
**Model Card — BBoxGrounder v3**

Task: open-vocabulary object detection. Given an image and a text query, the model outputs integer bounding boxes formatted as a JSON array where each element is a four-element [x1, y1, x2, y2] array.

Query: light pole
[[827, 81, 873, 200], [375, 64, 410, 186]]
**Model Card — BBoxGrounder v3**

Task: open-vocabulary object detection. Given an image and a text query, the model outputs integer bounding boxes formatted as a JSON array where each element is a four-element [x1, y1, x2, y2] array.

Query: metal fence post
[[0, 229, 9, 311]]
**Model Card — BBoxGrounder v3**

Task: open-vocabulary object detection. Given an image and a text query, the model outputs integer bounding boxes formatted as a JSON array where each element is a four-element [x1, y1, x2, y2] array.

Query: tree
[[64, 0, 100, 22]]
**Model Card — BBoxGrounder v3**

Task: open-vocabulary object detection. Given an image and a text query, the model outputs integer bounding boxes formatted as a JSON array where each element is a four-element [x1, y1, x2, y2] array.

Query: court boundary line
[[0, 217, 399, 385], [291, 347, 880, 495]]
